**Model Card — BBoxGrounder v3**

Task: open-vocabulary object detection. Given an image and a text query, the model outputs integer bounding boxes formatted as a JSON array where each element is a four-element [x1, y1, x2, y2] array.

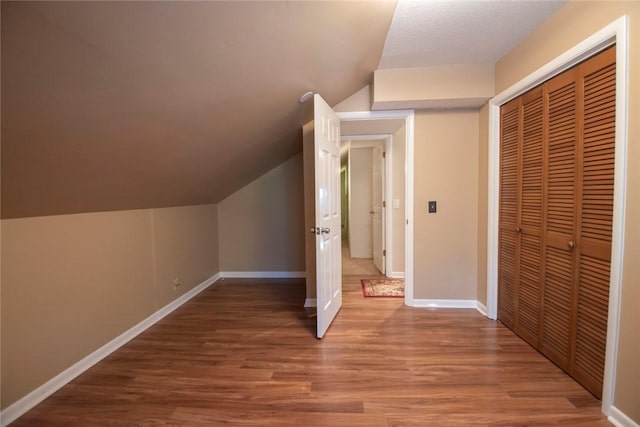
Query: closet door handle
[[568, 241, 576, 250], [516, 227, 522, 233]]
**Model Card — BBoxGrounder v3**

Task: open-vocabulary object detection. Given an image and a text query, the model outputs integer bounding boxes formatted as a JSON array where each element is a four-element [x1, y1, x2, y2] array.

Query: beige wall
[[334, 85, 371, 112], [392, 125, 406, 274], [373, 64, 494, 110], [413, 110, 479, 300], [494, 1, 640, 421], [218, 153, 305, 272], [1, 204, 219, 409], [477, 103, 489, 306]]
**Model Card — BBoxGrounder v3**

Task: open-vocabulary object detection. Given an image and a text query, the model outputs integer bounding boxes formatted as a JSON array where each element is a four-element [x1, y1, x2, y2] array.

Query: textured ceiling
[[1, 1, 396, 218], [379, 0, 566, 69]]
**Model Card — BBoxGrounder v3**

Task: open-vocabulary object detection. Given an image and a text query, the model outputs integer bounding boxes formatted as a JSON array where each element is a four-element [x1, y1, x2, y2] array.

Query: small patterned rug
[[361, 278, 405, 298]]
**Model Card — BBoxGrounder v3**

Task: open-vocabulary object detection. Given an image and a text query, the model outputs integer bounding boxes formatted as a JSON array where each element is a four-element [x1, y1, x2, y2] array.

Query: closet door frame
[[486, 16, 629, 415]]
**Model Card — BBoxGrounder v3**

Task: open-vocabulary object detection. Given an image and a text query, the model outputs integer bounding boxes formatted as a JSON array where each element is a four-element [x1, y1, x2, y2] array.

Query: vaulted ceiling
[[1, 1, 396, 218], [1, 1, 566, 219]]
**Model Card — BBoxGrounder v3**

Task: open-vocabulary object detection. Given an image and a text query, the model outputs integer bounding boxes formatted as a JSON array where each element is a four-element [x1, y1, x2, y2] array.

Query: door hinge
[[382, 201, 386, 208], [383, 152, 386, 158], [383, 249, 386, 256]]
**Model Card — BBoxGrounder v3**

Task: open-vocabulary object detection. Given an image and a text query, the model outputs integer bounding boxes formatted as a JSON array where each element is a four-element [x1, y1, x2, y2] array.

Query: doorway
[[339, 117, 409, 282], [341, 137, 387, 276]]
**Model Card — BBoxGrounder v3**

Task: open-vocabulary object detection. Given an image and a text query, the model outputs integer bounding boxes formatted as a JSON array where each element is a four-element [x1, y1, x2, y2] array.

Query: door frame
[[341, 135, 392, 275], [337, 110, 415, 305], [486, 16, 628, 415]]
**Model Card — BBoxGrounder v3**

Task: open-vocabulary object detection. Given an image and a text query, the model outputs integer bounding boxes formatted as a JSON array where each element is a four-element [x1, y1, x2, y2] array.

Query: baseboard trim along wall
[[220, 271, 306, 279], [609, 406, 640, 427], [0, 272, 222, 427], [388, 271, 405, 279], [476, 301, 488, 317], [411, 299, 478, 309]]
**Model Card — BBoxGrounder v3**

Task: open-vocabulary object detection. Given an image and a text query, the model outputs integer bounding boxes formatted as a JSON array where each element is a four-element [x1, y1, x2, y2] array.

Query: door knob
[[516, 227, 522, 233], [320, 227, 331, 234], [568, 241, 576, 250], [310, 227, 319, 235]]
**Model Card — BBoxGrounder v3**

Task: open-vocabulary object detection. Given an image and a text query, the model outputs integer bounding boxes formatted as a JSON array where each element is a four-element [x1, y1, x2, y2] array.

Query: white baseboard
[[476, 301, 488, 317], [304, 298, 317, 308], [0, 272, 221, 427], [387, 271, 405, 279], [220, 271, 306, 279], [411, 299, 478, 309], [609, 406, 640, 427]]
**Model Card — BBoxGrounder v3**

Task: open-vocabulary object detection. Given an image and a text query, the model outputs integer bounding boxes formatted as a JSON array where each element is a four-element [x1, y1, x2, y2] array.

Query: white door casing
[[372, 145, 385, 274], [313, 94, 342, 339]]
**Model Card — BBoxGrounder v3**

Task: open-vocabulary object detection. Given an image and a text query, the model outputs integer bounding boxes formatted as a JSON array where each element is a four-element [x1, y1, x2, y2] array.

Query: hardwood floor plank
[[10, 277, 610, 426]]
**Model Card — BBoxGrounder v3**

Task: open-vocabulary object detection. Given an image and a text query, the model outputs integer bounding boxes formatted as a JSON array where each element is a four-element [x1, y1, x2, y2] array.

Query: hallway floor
[[341, 242, 382, 276]]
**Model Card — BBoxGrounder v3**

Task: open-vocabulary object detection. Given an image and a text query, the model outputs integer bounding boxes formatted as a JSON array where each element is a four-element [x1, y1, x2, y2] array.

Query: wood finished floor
[[13, 276, 610, 426]]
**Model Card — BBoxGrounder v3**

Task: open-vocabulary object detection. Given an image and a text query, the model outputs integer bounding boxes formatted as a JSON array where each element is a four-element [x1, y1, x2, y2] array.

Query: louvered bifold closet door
[[572, 46, 615, 399], [498, 46, 615, 400], [498, 99, 520, 329], [541, 68, 579, 372], [514, 89, 544, 347]]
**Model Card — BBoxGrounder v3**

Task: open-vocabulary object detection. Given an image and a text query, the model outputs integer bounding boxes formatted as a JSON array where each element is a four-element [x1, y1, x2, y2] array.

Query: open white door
[[372, 145, 385, 274], [304, 94, 342, 339]]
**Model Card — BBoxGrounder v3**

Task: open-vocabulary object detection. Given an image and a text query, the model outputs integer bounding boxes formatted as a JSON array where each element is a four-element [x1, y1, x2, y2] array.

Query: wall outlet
[[172, 278, 181, 290]]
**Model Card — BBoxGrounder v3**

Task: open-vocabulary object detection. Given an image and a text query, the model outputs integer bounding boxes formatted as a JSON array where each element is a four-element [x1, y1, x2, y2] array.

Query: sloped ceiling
[[1, 1, 397, 218]]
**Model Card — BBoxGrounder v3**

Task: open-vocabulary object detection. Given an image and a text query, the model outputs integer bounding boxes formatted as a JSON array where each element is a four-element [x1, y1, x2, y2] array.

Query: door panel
[[498, 100, 520, 329], [572, 47, 615, 397], [516, 89, 544, 346], [313, 94, 342, 339], [541, 70, 578, 370]]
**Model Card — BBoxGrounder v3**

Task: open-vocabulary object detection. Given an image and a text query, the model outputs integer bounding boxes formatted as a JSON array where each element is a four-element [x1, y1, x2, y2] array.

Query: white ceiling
[[379, 0, 567, 69]]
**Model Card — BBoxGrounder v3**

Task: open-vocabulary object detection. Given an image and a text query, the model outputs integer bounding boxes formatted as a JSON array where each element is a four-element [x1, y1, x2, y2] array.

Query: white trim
[[219, 271, 306, 279], [486, 16, 628, 417], [388, 271, 405, 279], [405, 113, 415, 307], [341, 134, 390, 141], [411, 299, 478, 309], [304, 298, 317, 308], [0, 272, 222, 427], [384, 135, 393, 277], [609, 406, 640, 427], [476, 301, 488, 317], [336, 110, 415, 308]]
